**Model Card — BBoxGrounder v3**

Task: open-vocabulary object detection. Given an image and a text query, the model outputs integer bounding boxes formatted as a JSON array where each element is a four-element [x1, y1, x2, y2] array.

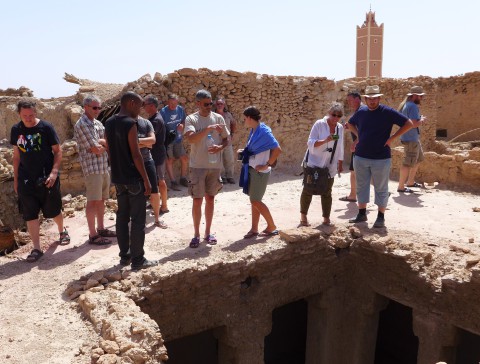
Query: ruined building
[[2, 68, 480, 363]]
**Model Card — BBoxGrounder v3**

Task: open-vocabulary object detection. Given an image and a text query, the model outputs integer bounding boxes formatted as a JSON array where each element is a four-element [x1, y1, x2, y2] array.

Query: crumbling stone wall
[[435, 72, 480, 140], [1, 68, 480, 207]]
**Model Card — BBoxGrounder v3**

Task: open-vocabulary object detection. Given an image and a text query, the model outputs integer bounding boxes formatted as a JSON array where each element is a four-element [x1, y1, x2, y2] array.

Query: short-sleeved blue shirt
[[349, 104, 408, 159], [400, 101, 420, 142]]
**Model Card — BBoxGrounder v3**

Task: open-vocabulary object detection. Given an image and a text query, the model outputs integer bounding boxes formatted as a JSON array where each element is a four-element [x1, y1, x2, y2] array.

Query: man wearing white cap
[[397, 86, 427, 193], [347, 85, 414, 228]]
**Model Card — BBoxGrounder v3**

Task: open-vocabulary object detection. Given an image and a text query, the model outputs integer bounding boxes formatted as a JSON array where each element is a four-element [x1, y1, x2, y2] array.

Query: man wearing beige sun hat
[[397, 86, 427, 193], [347, 85, 414, 228]]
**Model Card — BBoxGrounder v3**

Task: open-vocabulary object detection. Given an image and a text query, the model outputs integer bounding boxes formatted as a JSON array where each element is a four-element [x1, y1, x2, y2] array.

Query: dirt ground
[[1, 170, 480, 364]]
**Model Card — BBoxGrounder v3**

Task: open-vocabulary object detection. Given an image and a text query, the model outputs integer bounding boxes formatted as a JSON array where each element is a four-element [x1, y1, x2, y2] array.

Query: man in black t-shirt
[[105, 92, 156, 271], [143, 95, 169, 215], [10, 100, 70, 262]]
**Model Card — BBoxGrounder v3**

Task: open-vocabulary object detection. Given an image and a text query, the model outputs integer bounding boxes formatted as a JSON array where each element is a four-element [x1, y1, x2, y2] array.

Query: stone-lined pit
[[68, 225, 480, 364]]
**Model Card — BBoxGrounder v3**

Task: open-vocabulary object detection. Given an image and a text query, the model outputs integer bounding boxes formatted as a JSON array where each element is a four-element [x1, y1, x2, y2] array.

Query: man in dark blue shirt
[[347, 85, 414, 228]]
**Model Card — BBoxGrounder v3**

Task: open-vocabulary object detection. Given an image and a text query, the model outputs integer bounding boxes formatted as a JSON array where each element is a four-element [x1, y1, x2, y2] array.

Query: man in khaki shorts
[[74, 95, 116, 245], [184, 89, 230, 248], [396, 86, 427, 193]]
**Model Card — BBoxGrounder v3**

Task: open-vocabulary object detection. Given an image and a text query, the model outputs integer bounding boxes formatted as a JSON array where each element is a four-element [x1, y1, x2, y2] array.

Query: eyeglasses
[[89, 106, 101, 110], [216, 102, 224, 106], [331, 113, 342, 118], [203, 102, 213, 107]]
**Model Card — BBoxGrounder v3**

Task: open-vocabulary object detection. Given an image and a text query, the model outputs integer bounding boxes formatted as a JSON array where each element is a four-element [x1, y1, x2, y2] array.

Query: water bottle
[[206, 134, 218, 164], [174, 131, 182, 143]]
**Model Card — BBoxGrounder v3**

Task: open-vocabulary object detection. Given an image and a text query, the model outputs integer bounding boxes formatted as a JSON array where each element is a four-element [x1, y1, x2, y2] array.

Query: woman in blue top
[[239, 106, 282, 239]]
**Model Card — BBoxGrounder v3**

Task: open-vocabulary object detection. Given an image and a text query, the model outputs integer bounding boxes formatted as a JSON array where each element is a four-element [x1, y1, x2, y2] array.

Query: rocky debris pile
[[61, 193, 117, 218], [66, 269, 168, 364], [0, 86, 33, 97], [0, 148, 14, 183]]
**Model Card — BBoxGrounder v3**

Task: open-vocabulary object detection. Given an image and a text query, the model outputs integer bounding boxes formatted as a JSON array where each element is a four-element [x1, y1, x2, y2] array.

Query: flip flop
[[189, 237, 200, 248], [243, 231, 259, 239], [204, 234, 217, 245], [406, 182, 422, 188], [397, 188, 414, 193], [159, 209, 170, 215], [154, 220, 168, 229], [339, 196, 357, 202], [259, 229, 279, 237], [299, 221, 311, 227]]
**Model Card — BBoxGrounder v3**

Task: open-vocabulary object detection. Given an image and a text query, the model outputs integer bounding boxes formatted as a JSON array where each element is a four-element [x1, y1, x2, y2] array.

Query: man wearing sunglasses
[[184, 89, 230, 248], [347, 85, 414, 228], [74, 95, 115, 245]]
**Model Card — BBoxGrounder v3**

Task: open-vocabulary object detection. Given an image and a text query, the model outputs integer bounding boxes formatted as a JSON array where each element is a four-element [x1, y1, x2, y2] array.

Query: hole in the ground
[[374, 300, 418, 364], [164, 328, 218, 364], [455, 327, 480, 363], [264, 299, 307, 364]]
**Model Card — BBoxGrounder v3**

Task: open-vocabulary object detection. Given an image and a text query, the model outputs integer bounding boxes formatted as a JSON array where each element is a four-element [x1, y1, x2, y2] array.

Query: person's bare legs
[[180, 155, 189, 180], [398, 165, 410, 190], [26, 219, 41, 251], [406, 164, 420, 186], [86, 200, 99, 237], [52, 213, 64, 234], [158, 180, 168, 211], [150, 192, 161, 224], [192, 197, 203, 237], [251, 200, 276, 232], [204, 195, 215, 237], [348, 171, 357, 200], [95, 200, 106, 231], [250, 203, 261, 233], [166, 158, 176, 183]]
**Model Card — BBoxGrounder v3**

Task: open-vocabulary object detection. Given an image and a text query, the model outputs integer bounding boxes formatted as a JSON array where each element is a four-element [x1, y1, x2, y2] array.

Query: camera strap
[[329, 125, 339, 164]]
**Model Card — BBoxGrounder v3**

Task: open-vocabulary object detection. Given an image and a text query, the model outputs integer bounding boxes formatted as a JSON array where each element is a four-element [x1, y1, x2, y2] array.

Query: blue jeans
[[353, 156, 391, 208], [115, 181, 147, 265]]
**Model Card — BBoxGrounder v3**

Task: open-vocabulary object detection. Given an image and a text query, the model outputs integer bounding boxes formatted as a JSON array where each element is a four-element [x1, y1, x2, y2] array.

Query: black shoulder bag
[[302, 126, 339, 195]]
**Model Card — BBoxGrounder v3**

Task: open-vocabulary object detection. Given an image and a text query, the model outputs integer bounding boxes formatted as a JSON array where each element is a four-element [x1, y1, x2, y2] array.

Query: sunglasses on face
[[203, 102, 213, 107], [331, 113, 342, 118], [90, 106, 101, 110]]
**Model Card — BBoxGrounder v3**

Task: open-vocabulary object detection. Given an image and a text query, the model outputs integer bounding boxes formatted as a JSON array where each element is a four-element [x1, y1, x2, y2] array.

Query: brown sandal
[[299, 220, 311, 227], [97, 228, 116, 237], [88, 235, 111, 245]]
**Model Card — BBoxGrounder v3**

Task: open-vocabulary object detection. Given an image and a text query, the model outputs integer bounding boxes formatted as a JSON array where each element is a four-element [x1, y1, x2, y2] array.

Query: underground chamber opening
[[374, 299, 418, 364], [455, 327, 480, 363], [164, 328, 219, 364], [264, 298, 308, 364]]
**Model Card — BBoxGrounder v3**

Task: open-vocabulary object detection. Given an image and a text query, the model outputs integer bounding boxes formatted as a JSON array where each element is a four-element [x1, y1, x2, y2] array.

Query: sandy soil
[[1, 170, 480, 363]]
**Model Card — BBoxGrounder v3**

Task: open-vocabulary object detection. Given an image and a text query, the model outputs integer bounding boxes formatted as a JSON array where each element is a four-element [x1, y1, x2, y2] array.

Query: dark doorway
[[165, 329, 218, 364], [264, 299, 308, 364], [374, 300, 418, 364], [456, 328, 480, 363]]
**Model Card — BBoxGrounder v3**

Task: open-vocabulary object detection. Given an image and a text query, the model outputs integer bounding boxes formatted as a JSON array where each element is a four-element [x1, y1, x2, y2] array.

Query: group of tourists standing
[[10, 84, 425, 269]]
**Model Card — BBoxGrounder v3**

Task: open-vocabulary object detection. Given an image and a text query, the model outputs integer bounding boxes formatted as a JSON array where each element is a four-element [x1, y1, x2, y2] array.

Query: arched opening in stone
[[374, 300, 418, 364], [455, 327, 480, 363], [264, 299, 308, 364], [164, 328, 218, 364]]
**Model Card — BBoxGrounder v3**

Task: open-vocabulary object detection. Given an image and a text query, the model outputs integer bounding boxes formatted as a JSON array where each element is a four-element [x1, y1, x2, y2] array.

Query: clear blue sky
[[1, 0, 478, 98]]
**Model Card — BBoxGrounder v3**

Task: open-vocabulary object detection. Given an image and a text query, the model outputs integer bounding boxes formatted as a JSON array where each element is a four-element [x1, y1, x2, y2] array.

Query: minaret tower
[[356, 9, 384, 78]]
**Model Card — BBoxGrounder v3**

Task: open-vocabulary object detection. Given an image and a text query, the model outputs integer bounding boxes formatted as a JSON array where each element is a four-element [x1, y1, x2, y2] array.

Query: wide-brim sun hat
[[407, 85, 426, 96], [363, 85, 383, 98]]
